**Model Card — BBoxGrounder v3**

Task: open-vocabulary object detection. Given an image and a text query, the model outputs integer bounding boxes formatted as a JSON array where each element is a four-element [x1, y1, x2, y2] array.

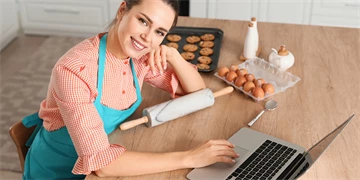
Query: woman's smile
[[131, 37, 146, 51]]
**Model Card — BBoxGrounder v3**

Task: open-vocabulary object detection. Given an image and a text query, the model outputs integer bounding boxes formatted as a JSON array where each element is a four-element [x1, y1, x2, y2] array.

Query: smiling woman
[[20, 0, 238, 179], [107, 0, 176, 58]]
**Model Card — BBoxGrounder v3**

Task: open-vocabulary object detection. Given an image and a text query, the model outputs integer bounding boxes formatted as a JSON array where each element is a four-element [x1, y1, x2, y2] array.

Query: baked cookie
[[166, 34, 182, 42], [183, 44, 198, 52], [166, 42, 179, 49], [199, 48, 214, 56], [197, 56, 212, 65], [200, 34, 215, 41], [199, 41, 215, 48], [186, 36, 201, 43], [181, 52, 195, 61], [196, 63, 210, 70]]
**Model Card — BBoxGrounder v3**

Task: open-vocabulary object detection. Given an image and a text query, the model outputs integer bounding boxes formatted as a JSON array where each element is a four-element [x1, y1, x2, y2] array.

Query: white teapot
[[268, 45, 295, 71]]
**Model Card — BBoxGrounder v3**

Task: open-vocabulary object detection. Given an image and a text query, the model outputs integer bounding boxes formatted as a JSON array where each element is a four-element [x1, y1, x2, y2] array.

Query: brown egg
[[229, 64, 239, 71], [234, 76, 247, 87], [236, 68, 248, 77], [217, 67, 229, 77], [252, 87, 265, 98], [262, 83, 275, 94], [243, 81, 255, 92], [245, 73, 255, 82], [225, 71, 238, 82], [254, 78, 266, 87]]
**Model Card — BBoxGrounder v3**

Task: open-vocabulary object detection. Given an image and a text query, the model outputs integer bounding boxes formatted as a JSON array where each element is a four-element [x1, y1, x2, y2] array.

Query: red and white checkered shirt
[[38, 33, 180, 175]]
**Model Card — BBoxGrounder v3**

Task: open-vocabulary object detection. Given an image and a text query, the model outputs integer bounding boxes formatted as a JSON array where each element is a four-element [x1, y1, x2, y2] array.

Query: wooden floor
[[0, 32, 49, 180], [0, 170, 22, 179], [1, 33, 48, 87]]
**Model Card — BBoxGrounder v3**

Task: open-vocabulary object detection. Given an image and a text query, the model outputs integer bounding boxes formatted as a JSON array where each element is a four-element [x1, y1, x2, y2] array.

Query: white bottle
[[251, 17, 259, 52], [243, 22, 258, 59]]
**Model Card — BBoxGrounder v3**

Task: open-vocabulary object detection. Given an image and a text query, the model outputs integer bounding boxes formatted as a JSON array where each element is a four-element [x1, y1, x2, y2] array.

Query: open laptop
[[187, 114, 354, 180]]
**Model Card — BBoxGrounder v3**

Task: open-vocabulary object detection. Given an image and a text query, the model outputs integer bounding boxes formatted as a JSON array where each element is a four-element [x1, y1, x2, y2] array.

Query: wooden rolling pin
[[119, 86, 234, 130]]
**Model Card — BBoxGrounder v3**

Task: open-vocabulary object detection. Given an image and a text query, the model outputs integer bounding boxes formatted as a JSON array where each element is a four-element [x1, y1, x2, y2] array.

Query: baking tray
[[214, 58, 301, 102], [161, 26, 224, 72]]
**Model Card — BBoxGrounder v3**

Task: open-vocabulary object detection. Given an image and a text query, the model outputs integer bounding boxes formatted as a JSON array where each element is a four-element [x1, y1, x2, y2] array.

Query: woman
[[22, 0, 239, 179]]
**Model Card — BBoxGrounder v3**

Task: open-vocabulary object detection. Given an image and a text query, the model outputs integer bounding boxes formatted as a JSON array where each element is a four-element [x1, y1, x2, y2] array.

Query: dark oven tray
[[162, 26, 224, 72]]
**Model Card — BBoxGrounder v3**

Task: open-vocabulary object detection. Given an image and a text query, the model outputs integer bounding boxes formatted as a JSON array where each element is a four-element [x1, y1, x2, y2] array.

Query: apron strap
[[96, 34, 142, 103], [22, 112, 42, 128], [95, 34, 107, 103]]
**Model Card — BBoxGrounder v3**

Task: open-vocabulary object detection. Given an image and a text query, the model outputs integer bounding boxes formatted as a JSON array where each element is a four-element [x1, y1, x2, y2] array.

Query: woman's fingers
[[148, 46, 172, 75], [160, 45, 167, 70], [148, 50, 156, 75], [185, 139, 241, 168], [206, 139, 235, 148], [154, 48, 163, 75], [215, 155, 236, 164], [215, 149, 239, 159]]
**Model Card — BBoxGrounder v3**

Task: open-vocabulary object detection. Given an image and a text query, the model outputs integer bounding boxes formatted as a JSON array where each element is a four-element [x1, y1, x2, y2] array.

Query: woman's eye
[[139, 18, 148, 26], [156, 30, 165, 36]]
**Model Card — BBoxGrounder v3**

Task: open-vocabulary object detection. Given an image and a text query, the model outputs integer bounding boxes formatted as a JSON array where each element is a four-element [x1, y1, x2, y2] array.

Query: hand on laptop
[[183, 139, 240, 168]]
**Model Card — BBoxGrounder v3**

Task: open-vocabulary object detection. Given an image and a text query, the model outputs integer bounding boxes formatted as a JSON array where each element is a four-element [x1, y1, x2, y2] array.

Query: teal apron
[[22, 34, 142, 179]]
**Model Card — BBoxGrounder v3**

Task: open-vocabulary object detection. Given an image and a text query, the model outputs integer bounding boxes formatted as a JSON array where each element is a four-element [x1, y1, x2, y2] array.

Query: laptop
[[187, 114, 354, 180]]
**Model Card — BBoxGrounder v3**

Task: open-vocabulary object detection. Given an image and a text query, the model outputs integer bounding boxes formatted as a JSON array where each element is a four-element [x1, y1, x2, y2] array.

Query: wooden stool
[[9, 121, 36, 172]]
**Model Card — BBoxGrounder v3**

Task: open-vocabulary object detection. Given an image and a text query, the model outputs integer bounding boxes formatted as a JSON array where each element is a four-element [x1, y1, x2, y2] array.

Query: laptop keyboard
[[226, 140, 297, 180]]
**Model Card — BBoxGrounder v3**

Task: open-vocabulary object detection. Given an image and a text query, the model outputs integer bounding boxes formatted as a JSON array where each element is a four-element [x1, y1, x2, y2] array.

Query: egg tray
[[161, 26, 224, 72], [214, 58, 301, 102]]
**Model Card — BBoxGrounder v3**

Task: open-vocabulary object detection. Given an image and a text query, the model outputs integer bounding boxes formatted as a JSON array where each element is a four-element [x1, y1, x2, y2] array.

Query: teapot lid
[[278, 45, 289, 56]]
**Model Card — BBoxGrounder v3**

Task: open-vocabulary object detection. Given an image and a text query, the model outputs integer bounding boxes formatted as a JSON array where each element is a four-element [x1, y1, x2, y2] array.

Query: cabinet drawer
[[23, 2, 108, 27], [1, 1, 19, 34], [312, 0, 360, 18], [311, 15, 359, 28]]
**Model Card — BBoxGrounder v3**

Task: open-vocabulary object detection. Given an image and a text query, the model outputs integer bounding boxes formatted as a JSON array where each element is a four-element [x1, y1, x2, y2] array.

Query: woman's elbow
[[94, 166, 128, 178], [94, 168, 109, 178]]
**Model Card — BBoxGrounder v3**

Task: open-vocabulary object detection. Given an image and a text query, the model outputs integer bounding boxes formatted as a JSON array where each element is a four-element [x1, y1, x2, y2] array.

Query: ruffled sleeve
[[52, 60, 126, 175]]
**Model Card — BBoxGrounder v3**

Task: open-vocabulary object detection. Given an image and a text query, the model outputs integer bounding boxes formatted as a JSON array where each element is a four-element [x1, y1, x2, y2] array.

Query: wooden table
[[86, 16, 360, 180]]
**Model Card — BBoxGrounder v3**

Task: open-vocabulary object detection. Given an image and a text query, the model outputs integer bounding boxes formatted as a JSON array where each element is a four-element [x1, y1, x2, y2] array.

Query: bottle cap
[[251, 17, 256, 21], [278, 45, 289, 56]]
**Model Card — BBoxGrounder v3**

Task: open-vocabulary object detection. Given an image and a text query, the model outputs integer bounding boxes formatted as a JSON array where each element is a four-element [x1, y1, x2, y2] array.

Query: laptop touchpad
[[234, 145, 249, 159], [224, 146, 249, 168]]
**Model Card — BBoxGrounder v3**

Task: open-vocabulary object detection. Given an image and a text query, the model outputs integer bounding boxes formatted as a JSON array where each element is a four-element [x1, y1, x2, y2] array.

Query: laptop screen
[[292, 115, 354, 179], [306, 114, 353, 163]]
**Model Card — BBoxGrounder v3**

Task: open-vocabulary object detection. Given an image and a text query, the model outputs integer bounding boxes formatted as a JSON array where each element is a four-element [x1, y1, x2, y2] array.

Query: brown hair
[[108, 0, 179, 29]]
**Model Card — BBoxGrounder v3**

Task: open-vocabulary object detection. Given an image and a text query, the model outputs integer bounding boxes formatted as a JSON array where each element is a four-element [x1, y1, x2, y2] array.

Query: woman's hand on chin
[[146, 45, 177, 75]]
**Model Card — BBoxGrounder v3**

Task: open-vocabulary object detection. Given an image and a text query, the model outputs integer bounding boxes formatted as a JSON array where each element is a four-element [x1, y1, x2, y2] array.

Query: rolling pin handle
[[119, 116, 149, 130], [213, 86, 234, 98]]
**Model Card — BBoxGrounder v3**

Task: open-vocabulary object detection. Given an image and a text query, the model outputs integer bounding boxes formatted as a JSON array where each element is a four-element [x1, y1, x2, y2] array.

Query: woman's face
[[114, 0, 175, 58]]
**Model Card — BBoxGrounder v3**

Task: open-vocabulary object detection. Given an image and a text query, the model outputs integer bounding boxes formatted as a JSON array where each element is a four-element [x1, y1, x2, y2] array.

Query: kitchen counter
[[86, 16, 360, 180]]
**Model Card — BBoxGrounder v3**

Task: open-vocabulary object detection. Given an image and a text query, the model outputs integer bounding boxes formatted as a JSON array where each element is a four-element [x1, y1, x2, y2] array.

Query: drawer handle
[[44, 8, 80, 14], [344, 3, 360, 7]]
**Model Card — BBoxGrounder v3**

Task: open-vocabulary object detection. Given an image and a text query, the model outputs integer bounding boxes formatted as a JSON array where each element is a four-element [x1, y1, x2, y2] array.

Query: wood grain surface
[[86, 16, 360, 180]]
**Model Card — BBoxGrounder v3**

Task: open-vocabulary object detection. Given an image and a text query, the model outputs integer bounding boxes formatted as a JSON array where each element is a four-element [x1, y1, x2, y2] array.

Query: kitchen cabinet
[[207, 0, 257, 20], [310, 0, 360, 28], [203, 0, 311, 24], [108, 0, 122, 21], [18, 0, 110, 37], [1, 0, 20, 51], [258, 0, 312, 25], [16, 0, 359, 39], [193, 0, 359, 28], [190, 0, 207, 18]]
